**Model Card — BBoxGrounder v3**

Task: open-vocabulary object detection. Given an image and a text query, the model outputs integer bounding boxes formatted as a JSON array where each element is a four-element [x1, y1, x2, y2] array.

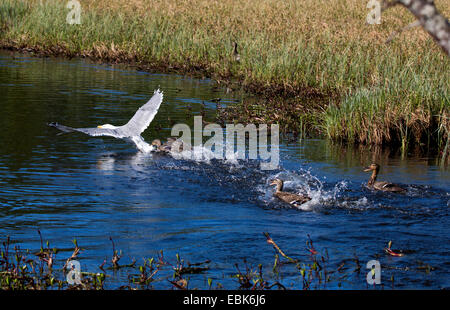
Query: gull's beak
[[97, 125, 102, 128], [269, 181, 276, 186]]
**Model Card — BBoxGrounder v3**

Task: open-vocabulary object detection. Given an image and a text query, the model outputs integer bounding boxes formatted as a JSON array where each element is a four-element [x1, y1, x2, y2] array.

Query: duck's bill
[[269, 181, 276, 185], [363, 167, 372, 172]]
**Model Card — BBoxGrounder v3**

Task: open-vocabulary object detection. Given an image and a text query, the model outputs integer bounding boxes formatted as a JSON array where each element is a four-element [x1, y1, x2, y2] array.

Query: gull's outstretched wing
[[48, 89, 163, 139], [74, 127, 123, 137], [121, 89, 163, 136], [47, 122, 76, 133], [48, 122, 122, 138]]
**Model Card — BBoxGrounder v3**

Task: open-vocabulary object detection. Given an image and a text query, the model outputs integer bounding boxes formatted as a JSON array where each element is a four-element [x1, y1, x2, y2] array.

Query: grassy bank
[[0, 0, 448, 157]]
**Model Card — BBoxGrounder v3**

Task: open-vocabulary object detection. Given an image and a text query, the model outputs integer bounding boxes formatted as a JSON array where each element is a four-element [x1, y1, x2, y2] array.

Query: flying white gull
[[48, 89, 163, 153]]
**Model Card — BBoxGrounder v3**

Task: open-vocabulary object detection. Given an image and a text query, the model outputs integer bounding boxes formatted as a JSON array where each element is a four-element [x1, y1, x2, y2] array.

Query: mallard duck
[[151, 138, 177, 152], [270, 179, 311, 207], [151, 138, 189, 153], [363, 163, 406, 192]]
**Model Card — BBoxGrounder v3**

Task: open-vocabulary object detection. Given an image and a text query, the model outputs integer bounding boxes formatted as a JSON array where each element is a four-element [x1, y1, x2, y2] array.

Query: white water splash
[[338, 197, 370, 210], [261, 169, 352, 211], [169, 145, 216, 163], [169, 145, 245, 170]]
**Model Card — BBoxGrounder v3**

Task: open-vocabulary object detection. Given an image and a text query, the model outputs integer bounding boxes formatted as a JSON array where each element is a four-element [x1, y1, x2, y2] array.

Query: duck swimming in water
[[270, 178, 311, 207], [151, 138, 190, 153], [151, 138, 175, 153], [364, 163, 406, 192]]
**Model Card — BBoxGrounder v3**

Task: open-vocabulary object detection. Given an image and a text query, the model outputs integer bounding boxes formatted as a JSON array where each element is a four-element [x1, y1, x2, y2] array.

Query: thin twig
[[386, 20, 421, 44]]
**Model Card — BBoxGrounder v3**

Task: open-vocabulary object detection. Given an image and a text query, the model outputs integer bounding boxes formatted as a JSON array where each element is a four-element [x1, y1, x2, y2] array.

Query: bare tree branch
[[383, 0, 450, 55], [386, 20, 421, 43]]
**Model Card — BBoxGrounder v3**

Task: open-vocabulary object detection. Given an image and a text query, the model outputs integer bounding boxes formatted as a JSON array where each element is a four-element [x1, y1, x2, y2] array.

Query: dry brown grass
[[83, 0, 447, 51]]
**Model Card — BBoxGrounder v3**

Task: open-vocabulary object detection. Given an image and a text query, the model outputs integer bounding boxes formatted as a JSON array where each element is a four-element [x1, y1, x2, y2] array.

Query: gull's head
[[97, 124, 116, 129]]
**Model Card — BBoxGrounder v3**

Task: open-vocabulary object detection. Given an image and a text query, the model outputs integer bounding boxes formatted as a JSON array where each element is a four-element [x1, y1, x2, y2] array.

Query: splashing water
[[257, 169, 351, 211], [169, 144, 246, 170], [169, 145, 215, 163]]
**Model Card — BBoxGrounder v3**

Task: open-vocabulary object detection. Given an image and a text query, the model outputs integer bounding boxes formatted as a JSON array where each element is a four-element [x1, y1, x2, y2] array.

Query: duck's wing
[[120, 89, 163, 136], [276, 192, 311, 205], [383, 183, 406, 192], [290, 195, 311, 205], [375, 181, 406, 192], [48, 122, 122, 138]]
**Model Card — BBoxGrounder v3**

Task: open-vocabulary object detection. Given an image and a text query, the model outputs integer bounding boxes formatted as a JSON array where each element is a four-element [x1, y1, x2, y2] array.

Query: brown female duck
[[364, 163, 406, 192], [151, 138, 189, 153], [151, 138, 175, 153], [270, 179, 311, 207]]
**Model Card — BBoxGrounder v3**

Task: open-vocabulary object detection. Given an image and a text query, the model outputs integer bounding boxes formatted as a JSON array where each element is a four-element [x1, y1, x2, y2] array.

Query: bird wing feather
[[375, 181, 405, 192], [73, 127, 123, 137], [48, 89, 163, 139], [276, 192, 310, 205], [48, 122, 122, 138], [121, 89, 163, 136]]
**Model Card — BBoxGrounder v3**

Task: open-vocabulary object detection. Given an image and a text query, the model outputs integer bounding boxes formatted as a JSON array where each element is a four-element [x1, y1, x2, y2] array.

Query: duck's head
[[151, 139, 162, 147], [97, 124, 117, 129], [270, 178, 284, 191], [364, 163, 380, 173]]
